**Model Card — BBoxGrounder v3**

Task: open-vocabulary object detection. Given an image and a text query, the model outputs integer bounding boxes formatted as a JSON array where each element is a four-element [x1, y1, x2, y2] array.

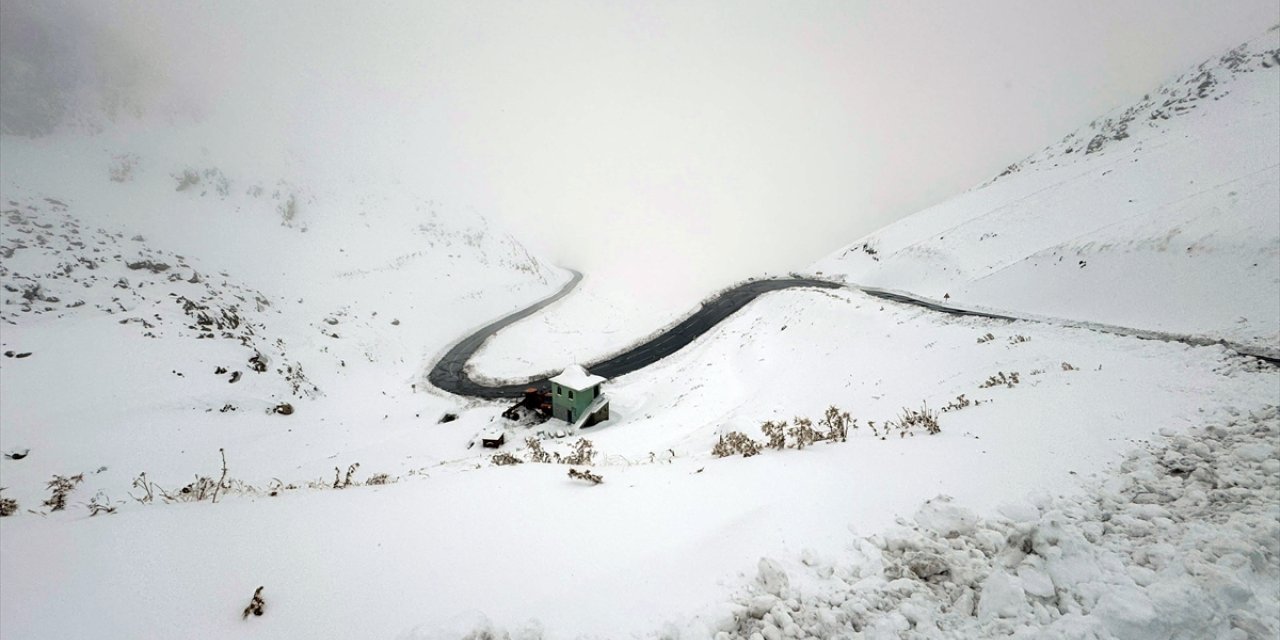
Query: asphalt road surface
[[429, 274, 1276, 400], [428, 273, 841, 398]]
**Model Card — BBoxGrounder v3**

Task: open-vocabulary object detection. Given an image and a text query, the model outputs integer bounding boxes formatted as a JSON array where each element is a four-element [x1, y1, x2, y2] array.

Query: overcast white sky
[[5, 0, 1278, 298]]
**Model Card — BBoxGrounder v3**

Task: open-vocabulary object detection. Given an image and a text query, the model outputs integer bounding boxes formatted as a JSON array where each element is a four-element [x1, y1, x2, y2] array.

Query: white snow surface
[[467, 272, 703, 384], [3, 278, 1277, 638], [2, 31, 1279, 640], [549, 364, 605, 390], [814, 31, 1280, 355]]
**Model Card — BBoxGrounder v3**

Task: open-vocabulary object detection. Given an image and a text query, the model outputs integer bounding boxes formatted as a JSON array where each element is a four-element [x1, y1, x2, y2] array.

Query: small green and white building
[[549, 365, 609, 427]]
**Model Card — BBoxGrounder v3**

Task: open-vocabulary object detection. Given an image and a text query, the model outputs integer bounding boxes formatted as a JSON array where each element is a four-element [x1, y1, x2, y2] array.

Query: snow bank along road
[[857, 285, 1280, 365], [428, 274, 842, 398]]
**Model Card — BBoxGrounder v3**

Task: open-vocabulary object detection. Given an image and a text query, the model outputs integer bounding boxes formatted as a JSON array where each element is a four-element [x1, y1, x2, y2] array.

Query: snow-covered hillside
[[2, 24, 1278, 640], [0, 117, 570, 528], [815, 30, 1280, 355], [2, 280, 1276, 639]]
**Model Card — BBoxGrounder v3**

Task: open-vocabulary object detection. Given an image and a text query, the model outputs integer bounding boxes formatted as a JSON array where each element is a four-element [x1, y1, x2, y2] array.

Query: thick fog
[[3, 0, 1276, 299]]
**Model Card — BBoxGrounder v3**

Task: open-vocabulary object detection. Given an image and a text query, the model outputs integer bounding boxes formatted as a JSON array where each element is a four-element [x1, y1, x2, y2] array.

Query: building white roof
[[550, 364, 606, 390]]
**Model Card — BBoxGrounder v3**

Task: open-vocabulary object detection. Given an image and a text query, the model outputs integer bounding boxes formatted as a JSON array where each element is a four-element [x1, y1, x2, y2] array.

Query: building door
[[568, 409, 575, 423]]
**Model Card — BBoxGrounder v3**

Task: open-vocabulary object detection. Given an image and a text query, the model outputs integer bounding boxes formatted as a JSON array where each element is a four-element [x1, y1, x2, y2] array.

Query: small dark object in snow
[[228, 371, 242, 384], [125, 259, 170, 273], [248, 354, 268, 372], [4, 351, 31, 358], [439, 413, 458, 424], [390, 318, 400, 326], [242, 586, 265, 619], [4, 448, 30, 460], [568, 468, 603, 485], [273, 403, 294, 415], [215, 366, 227, 374]]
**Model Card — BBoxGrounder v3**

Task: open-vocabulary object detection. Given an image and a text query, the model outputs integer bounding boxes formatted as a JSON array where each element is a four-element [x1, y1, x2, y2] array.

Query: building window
[[568, 389, 574, 400]]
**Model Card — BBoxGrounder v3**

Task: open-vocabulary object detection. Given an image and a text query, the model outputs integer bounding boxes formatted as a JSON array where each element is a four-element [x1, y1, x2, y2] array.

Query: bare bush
[[713, 431, 762, 458], [788, 417, 823, 449], [567, 468, 604, 485], [761, 420, 787, 450], [168, 476, 217, 502], [212, 448, 229, 503], [86, 491, 118, 516], [365, 473, 393, 486], [976, 333, 996, 344], [333, 463, 359, 488], [1062, 362, 1078, 371], [979, 371, 1020, 389], [242, 586, 265, 619], [818, 406, 854, 442], [525, 437, 552, 464], [0, 488, 17, 516], [43, 474, 84, 511], [562, 438, 597, 466], [491, 452, 523, 466], [1008, 334, 1031, 344], [887, 403, 942, 436], [941, 394, 972, 413]]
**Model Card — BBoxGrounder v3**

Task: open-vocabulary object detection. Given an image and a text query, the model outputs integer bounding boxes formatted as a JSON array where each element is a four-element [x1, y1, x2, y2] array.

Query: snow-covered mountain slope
[[814, 30, 1280, 355], [0, 120, 568, 523], [3, 27, 1278, 640], [1, 282, 1275, 639]]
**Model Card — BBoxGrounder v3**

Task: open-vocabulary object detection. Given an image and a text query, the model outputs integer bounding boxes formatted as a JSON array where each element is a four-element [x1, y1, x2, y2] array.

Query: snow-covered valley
[[1, 17, 1278, 640]]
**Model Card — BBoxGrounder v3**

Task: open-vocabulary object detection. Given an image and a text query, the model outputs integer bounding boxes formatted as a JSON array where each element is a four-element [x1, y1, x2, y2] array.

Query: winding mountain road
[[429, 271, 1277, 400], [428, 272, 840, 398]]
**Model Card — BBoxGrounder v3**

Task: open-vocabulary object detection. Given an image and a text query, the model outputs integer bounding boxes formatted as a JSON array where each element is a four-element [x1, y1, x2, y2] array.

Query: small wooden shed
[[480, 429, 506, 448]]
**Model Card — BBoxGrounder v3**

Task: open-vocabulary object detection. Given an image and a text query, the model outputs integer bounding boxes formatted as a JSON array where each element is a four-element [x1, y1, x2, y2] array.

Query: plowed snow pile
[[717, 407, 1279, 640]]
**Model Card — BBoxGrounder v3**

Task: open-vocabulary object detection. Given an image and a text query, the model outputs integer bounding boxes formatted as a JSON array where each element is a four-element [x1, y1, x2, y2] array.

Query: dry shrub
[[788, 417, 823, 449], [713, 431, 762, 458], [86, 491, 118, 516], [0, 488, 16, 517], [43, 474, 84, 511], [242, 586, 265, 619], [525, 437, 552, 464], [887, 403, 942, 436], [761, 420, 787, 450], [818, 406, 854, 442], [562, 438, 597, 466], [567, 468, 603, 485], [979, 371, 1020, 389], [492, 452, 523, 466], [941, 394, 972, 413]]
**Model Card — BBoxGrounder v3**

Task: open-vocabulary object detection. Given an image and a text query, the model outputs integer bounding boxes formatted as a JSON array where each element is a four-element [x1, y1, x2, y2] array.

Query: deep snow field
[[2, 27, 1279, 640]]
